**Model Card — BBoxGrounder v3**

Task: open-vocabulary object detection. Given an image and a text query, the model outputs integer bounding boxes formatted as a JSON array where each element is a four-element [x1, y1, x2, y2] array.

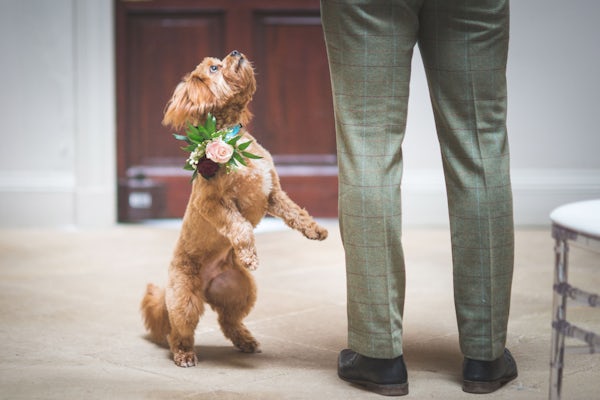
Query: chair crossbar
[[552, 319, 600, 353], [553, 282, 599, 307]]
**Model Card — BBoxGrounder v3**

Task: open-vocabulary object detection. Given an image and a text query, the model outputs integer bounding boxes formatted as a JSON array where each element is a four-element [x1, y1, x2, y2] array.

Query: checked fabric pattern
[[321, 0, 514, 361]]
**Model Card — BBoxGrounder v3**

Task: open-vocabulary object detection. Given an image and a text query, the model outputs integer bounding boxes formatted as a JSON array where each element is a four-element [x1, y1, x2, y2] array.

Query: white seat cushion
[[550, 199, 600, 238]]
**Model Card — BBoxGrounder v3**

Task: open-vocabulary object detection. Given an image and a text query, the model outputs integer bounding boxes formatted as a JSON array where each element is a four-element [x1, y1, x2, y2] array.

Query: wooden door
[[116, 0, 337, 221]]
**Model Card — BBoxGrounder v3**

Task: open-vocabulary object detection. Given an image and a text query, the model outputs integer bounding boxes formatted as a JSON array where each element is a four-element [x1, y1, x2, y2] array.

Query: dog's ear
[[162, 75, 215, 129]]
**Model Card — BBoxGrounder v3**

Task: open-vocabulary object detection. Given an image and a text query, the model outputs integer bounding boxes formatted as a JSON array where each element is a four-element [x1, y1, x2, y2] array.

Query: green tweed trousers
[[321, 0, 514, 361]]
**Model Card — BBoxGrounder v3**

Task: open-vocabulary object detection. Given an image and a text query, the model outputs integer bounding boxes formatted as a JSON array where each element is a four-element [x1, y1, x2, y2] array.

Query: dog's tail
[[141, 283, 171, 345]]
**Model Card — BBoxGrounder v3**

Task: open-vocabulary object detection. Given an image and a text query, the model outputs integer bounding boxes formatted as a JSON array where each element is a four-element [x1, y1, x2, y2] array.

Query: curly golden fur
[[141, 50, 328, 367]]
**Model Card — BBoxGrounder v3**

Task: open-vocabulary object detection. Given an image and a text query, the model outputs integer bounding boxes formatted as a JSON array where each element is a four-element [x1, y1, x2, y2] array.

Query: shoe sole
[[338, 373, 409, 396], [462, 372, 518, 394]]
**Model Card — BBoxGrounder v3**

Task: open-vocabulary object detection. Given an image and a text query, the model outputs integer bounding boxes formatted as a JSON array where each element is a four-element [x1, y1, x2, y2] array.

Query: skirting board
[[0, 169, 598, 227], [0, 172, 115, 228], [401, 168, 600, 227]]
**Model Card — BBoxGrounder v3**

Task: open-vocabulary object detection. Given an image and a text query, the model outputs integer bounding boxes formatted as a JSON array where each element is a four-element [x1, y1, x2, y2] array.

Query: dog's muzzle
[[230, 50, 245, 70]]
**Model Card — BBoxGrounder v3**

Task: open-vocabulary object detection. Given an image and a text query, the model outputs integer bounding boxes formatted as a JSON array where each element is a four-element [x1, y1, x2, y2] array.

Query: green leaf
[[237, 141, 252, 151], [185, 123, 198, 135], [242, 151, 262, 160], [195, 125, 211, 140], [173, 133, 192, 144], [190, 169, 198, 182], [183, 163, 195, 171], [186, 131, 203, 143], [181, 144, 197, 152], [187, 122, 211, 141], [205, 113, 216, 133], [232, 152, 247, 166], [226, 134, 243, 146]]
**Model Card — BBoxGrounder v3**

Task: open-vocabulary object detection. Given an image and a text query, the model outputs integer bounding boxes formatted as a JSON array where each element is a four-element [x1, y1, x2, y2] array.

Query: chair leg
[[549, 235, 569, 400]]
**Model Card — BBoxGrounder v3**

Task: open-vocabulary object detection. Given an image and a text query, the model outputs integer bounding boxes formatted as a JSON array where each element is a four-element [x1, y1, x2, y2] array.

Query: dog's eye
[[209, 65, 219, 73]]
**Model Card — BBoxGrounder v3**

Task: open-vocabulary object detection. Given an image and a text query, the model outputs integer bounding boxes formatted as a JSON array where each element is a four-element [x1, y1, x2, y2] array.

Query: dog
[[141, 50, 328, 367]]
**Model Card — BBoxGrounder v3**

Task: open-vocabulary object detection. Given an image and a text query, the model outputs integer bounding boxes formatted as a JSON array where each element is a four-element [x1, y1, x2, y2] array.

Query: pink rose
[[205, 138, 234, 164]]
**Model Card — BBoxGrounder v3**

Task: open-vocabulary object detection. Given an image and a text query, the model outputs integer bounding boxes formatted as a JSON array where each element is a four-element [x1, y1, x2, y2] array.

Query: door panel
[[125, 12, 225, 168], [116, 0, 337, 220], [252, 13, 336, 156]]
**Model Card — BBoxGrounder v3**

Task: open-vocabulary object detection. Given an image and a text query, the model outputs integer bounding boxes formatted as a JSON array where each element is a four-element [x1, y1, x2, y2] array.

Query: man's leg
[[321, 0, 420, 360], [418, 0, 517, 392]]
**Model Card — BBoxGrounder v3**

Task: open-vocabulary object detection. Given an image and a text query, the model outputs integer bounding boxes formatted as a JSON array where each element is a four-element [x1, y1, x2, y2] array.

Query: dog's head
[[163, 50, 256, 129]]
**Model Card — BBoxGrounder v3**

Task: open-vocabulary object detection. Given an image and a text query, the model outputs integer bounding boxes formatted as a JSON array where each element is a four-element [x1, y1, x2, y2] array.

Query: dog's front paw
[[237, 247, 259, 271], [304, 224, 328, 241], [173, 350, 198, 367], [235, 337, 262, 354]]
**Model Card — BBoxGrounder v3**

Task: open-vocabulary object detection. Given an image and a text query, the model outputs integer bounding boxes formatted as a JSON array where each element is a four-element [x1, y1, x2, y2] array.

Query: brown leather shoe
[[338, 349, 408, 396], [462, 348, 518, 394]]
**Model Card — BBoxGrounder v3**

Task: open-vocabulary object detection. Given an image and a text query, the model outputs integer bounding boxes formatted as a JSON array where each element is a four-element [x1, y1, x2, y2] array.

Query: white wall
[[0, 0, 115, 228], [402, 0, 600, 226], [0, 0, 598, 228]]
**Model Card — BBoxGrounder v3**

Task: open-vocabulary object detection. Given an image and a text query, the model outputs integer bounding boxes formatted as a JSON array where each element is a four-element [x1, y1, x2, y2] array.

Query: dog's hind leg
[[165, 274, 204, 367], [267, 187, 328, 241], [205, 268, 261, 353]]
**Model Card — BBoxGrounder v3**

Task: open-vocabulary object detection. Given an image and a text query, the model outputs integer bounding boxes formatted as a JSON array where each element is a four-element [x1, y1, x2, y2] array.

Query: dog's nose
[[230, 50, 241, 57]]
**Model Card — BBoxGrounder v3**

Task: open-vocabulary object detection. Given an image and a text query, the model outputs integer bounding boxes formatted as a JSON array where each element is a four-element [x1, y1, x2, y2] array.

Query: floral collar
[[173, 113, 262, 181]]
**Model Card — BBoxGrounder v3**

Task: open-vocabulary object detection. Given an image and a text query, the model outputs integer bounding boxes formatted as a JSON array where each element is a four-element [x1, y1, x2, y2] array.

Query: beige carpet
[[0, 220, 598, 399]]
